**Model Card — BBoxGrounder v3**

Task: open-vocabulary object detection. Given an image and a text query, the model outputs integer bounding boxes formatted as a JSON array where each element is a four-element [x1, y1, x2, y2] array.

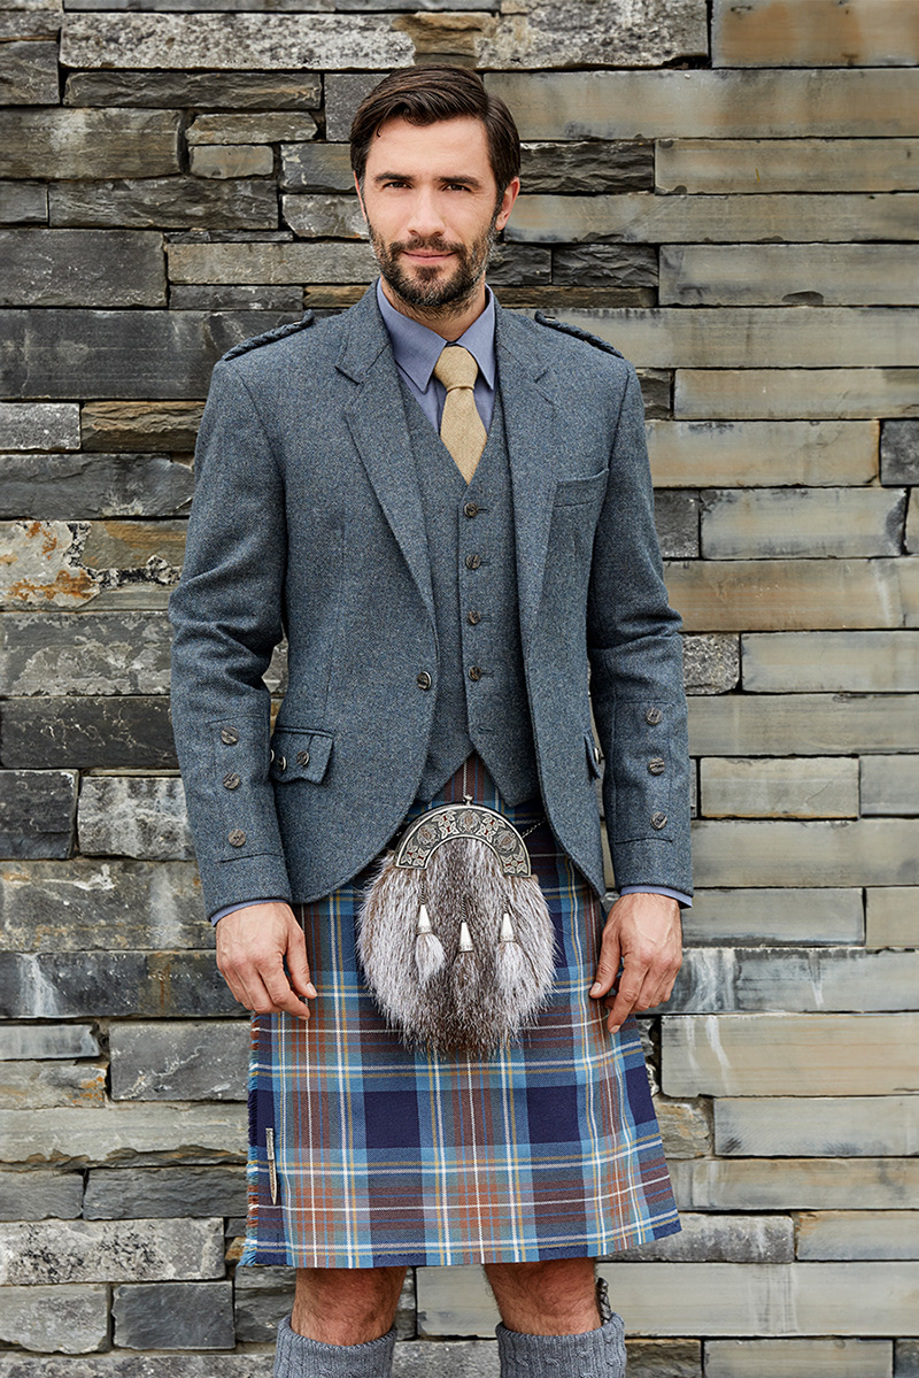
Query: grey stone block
[[281, 142, 353, 192], [187, 111, 315, 145], [0, 1170, 83, 1221], [65, 69, 321, 109], [706, 1337, 893, 1378], [0, 109, 181, 179], [479, 244, 551, 286], [0, 1217, 225, 1285], [866, 887, 918, 951], [0, 770, 76, 859], [0, 308, 295, 400], [898, 1340, 919, 1377], [1, 1059, 106, 1110], [0, 696, 176, 768], [611, 1213, 793, 1264], [0, 12, 61, 40], [0, 402, 79, 452], [189, 145, 274, 179], [553, 245, 658, 288], [325, 73, 380, 143], [682, 633, 740, 695], [0, 1359, 273, 1377], [170, 285, 303, 311], [1, 1103, 246, 1169], [637, 369, 671, 420], [84, 1166, 247, 1220], [521, 140, 653, 193], [683, 888, 864, 947], [626, 1342, 702, 1378], [113, 1280, 234, 1350], [0, 181, 47, 225], [282, 193, 365, 240], [861, 755, 919, 816], [0, 1024, 99, 1061], [166, 240, 376, 285], [0, 859, 209, 953], [881, 420, 919, 484], [700, 485, 907, 559], [51, 178, 277, 231], [0, 1283, 108, 1354], [715, 1096, 919, 1158], [0, 951, 238, 1019], [796, 1211, 919, 1262], [110, 1022, 248, 1101], [0, 40, 59, 104], [0, 453, 192, 520], [655, 490, 700, 558], [78, 776, 191, 860], [700, 756, 859, 821]]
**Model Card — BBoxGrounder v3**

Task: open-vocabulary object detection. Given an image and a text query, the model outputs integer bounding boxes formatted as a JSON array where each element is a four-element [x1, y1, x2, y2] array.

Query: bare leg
[[484, 1257, 601, 1335], [290, 1266, 407, 1344]]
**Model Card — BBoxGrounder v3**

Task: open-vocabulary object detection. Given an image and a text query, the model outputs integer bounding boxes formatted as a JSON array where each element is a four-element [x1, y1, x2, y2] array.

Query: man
[[170, 66, 691, 1378]]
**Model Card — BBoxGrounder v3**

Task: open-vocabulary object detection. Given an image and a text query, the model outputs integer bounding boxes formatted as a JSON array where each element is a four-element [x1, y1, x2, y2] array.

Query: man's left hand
[[589, 892, 682, 1033]]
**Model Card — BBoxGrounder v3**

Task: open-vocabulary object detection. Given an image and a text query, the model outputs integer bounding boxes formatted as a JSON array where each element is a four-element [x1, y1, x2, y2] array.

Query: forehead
[[364, 115, 494, 181]]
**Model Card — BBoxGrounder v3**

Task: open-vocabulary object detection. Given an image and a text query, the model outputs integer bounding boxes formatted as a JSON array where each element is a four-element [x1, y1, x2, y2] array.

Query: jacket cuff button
[[223, 772, 241, 790], [417, 671, 433, 691], [228, 829, 247, 846], [648, 757, 666, 775], [645, 707, 663, 725], [221, 726, 240, 745], [296, 749, 310, 767], [650, 812, 668, 830]]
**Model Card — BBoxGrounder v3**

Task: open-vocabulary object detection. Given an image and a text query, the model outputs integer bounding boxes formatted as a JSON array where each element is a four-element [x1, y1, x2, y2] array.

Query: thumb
[[285, 918, 317, 999]]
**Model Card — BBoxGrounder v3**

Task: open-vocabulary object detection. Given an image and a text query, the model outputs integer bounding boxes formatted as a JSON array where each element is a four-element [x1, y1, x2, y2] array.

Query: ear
[[494, 176, 521, 235], [354, 172, 368, 223]]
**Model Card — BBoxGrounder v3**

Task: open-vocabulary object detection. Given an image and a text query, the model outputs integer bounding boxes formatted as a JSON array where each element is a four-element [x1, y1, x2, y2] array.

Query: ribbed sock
[[273, 1316, 397, 1378], [495, 1279, 626, 1377]]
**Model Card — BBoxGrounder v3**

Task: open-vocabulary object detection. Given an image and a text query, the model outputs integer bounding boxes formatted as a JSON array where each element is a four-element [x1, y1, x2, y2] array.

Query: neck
[[380, 277, 489, 341]]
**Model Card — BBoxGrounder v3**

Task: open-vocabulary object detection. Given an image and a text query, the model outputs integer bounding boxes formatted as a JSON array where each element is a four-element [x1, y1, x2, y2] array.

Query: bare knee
[[484, 1256, 601, 1335], [291, 1265, 407, 1344]]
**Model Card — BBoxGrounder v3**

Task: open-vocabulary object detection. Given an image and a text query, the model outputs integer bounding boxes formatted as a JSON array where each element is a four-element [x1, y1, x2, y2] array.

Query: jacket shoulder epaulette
[[221, 310, 315, 363], [533, 310, 625, 360]]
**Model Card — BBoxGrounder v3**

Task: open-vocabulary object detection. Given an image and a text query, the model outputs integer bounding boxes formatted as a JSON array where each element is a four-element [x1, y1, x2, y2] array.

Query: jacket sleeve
[[586, 362, 693, 897], [169, 360, 293, 918]]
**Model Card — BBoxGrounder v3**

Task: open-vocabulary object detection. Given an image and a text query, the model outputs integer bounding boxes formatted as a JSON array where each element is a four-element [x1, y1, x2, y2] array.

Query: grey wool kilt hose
[[242, 754, 680, 1269]]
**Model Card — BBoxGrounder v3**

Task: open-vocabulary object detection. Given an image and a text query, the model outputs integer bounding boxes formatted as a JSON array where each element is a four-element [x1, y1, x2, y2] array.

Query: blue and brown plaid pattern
[[243, 756, 680, 1268]]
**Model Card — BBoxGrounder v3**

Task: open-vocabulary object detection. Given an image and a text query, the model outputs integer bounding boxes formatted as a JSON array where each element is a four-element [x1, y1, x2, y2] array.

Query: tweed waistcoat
[[401, 379, 539, 805]]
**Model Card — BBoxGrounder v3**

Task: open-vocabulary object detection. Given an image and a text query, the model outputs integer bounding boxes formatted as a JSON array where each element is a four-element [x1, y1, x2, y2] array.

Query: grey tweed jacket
[[168, 286, 692, 919]]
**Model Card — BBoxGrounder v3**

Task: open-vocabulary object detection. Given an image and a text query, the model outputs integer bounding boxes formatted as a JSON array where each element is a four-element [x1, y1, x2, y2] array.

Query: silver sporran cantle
[[357, 802, 557, 1054]]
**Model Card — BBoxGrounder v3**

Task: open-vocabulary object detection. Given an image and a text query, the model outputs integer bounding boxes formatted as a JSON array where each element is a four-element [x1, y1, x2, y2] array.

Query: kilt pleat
[[242, 756, 680, 1269]]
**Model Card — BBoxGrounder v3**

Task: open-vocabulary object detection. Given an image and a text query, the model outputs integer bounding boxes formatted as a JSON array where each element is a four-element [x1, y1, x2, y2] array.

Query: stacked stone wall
[[1, 1, 918, 1372]]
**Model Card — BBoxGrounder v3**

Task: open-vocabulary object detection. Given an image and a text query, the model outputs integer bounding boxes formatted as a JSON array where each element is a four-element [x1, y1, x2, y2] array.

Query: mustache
[[393, 236, 465, 256]]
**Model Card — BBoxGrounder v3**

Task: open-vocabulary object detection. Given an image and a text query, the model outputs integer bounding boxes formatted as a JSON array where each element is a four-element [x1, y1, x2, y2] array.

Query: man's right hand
[[215, 902, 316, 1020]]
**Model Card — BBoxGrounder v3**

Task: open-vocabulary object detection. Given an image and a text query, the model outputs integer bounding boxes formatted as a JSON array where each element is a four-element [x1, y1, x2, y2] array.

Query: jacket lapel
[[340, 290, 435, 626]]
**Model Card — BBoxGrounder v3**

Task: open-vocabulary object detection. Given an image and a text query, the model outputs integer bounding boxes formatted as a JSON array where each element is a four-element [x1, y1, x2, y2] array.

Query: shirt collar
[[375, 278, 496, 393]]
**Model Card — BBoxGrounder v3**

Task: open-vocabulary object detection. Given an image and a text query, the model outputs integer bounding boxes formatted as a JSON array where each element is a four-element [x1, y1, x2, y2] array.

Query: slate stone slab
[[0, 859, 210, 952], [0, 180, 47, 224], [65, 69, 321, 109], [1, 696, 175, 768], [654, 490, 700, 558], [0, 1217, 226, 1285], [187, 111, 316, 144], [78, 776, 191, 859], [81, 402, 205, 453], [0, 1024, 100, 1061], [0, 1283, 109, 1355], [0, 309, 295, 400], [552, 244, 658, 288], [880, 420, 919, 485], [0, 1170, 83, 1221], [0, 229, 166, 308], [899, 1340, 919, 1377], [84, 1166, 246, 1220], [1, 1104, 247, 1169], [110, 1021, 249, 1101], [479, 243, 551, 287], [170, 285, 303, 311], [637, 369, 671, 420], [0, 11, 61, 40], [189, 145, 274, 179], [0, 770, 76, 859], [325, 73, 379, 143], [166, 241, 375, 285], [0, 109, 181, 179], [0, 1359, 273, 1376], [50, 178, 278, 231], [281, 142, 353, 192], [682, 633, 740, 695], [521, 140, 654, 193], [1, 1059, 107, 1110], [113, 1280, 234, 1351], [235, 1268, 416, 1344], [0, 402, 79, 452], [0, 951, 237, 1018], [0, 40, 59, 104], [0, 453, 193, 520], [608, 1213, 793, 1264], [282, 193, 365, 240]]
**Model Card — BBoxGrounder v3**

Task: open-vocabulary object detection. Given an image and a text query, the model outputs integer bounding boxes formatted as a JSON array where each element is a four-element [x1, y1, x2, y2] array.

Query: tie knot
[[434, 344, 479, 392]]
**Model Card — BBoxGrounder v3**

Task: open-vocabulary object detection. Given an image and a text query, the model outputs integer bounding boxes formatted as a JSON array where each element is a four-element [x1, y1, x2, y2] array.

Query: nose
[[406, 186, 447, 242]]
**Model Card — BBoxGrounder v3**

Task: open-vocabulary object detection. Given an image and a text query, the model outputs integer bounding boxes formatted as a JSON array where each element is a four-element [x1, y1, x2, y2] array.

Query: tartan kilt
[[242, 755, 680, 1269]]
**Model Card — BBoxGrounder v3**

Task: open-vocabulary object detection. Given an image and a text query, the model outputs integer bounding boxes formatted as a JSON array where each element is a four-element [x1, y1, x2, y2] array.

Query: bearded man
[[170, 64, 692, 1378]]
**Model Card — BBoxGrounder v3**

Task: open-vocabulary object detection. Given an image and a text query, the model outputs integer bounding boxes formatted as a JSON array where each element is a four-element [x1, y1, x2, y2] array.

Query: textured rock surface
[[0, 109, 181, 179], [0, 454, 192, 520], [0, 403, 80, 453], [0, 1104, 246, 1167], [64, 69, 322, 108], [112, 1281, 235, 1351], [81, 402, 205, 453], [0, 1171, 83, 1221], [0, 770, 76, 859], [0, 230, 166, 307], [0, 40, 59, 104], [78, 776, 192, 860], [0, 951, 238, 1019], [0, 1059, 107, 1110], [0, 1284, 108, 1354], [0, 1218, 225, 1285], [84, 1166, 246, 1220], [110, 1022, 248, 1102], [50, 178, 278, 230]]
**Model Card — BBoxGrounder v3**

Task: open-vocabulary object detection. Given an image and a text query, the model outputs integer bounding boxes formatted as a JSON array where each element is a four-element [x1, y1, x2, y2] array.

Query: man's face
[[356, 115, 519, 316]]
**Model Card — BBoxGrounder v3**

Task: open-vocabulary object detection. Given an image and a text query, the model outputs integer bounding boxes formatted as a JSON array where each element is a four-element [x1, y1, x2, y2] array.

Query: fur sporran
[[357, 803, 556, 1055]]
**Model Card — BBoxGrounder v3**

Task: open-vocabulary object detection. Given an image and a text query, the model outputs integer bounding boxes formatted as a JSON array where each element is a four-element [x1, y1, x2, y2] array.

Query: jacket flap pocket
[[554, 469, 608, 508], [585, 730, 603, 779], [270, 728, 333, 783]]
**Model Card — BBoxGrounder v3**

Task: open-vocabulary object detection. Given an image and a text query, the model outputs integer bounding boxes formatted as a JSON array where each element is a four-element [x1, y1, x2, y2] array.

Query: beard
[[367, 209, 499, 320]]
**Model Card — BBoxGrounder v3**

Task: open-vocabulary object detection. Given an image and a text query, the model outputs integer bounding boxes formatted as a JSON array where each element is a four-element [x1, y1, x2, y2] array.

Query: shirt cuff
[[619, 885, 693, 909], [209, 898, 287, 926]]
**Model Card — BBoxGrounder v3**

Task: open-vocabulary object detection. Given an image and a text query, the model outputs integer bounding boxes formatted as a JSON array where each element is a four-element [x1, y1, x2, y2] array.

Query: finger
[[605, 964, 646, 1033], [284, 922, 317, 1000], [262, 962, 312, 1021], [590, 933, 622, 999]]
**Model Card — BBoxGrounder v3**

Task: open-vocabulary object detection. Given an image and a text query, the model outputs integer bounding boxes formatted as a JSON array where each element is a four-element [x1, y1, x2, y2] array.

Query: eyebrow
[[372, 172, 485, 189]]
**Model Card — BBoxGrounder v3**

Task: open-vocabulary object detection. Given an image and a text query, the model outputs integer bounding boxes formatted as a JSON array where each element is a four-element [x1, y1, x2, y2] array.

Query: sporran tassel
[[496, 911, 528, 995], [414, 902, 445, 983]]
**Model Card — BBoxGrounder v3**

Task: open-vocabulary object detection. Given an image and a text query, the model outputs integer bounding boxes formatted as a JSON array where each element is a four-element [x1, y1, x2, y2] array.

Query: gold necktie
[[433, 345, 487, 483]]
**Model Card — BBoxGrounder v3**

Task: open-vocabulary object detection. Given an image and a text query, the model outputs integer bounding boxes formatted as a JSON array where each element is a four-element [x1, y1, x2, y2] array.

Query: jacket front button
[[645, 706, 663, 725], [468, 665, 482, 682], [464, 502, 478, 519], [650, 811, 668, 830], [228, 829, 247, 847], [417, 671, 433, 691], [648, 756, 666, 775], [465, 552, 481, 570], [223, 772, 241, 790], [221, 727, 239, 745], [296, 749, 310, 767], [467, 609, 481, 625]]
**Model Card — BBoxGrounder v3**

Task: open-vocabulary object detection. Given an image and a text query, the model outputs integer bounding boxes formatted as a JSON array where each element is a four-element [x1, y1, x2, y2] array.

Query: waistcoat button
[[465, 552, 481, 570], [468, 665, 483, 682], [417, 671, 433, 690], [467, 609, 482, 625], [464, 502, 479, 519]]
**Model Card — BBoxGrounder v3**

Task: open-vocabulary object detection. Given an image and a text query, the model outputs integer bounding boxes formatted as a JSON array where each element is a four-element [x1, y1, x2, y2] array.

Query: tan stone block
[[691, 818, 919, 888], [713, 0, 919, 67], [667, 558, 919, 632], [714, 1096, 919, 1157], [646, 421, 878, 489], [742, 631, 919, 693], [657, 137, 919, 194], [907, 487, 918, 552], [0, 1060, 107, 1110], [654, 1098, 711, 1158], [674, 369, 919, 420], [0, 1104, 246, 1165], [861, 756, 919, 816], [683, 888, 864, 946], [81, 401, 204, 454], [688, 693, 919, 755], [662, 1013, 919, 1097], [186, 113, 316, 145], [79, 519, 186, 573], [702, 486, 905, 558], [509, 195, 919, 247], [705, 1338, 892, 1378], [866, 887, 919, 950], [700, 757, 858, 820], [671, 1157, 919, 1211], [796, 1212, 919, 1261], [662, 245, 919, 308], [486, 70, 919, 140], [189, 146, 273, 180], [166, 240, 376, 286]]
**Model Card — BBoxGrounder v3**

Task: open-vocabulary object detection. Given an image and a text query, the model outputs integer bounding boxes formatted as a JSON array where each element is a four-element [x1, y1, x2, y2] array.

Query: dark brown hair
[[350, 66, 521, 194]]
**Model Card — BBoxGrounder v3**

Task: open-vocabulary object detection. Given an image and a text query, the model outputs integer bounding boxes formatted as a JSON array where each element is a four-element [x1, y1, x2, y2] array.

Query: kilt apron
[[243, 756, 680, 1269]]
